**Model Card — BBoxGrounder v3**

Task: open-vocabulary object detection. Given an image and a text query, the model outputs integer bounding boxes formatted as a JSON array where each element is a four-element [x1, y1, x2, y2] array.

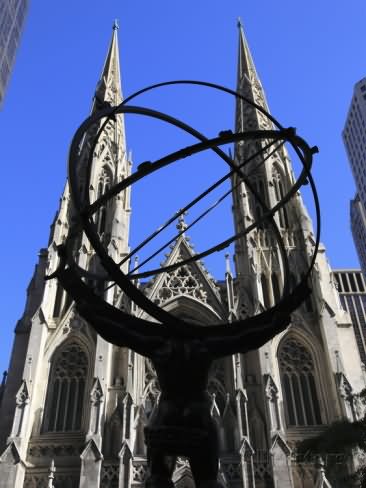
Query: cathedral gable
[[143, 234, 226, 320]]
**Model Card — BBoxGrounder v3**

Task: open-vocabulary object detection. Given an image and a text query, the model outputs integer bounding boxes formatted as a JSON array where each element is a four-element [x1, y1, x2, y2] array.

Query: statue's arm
[[207, 311, 290, 358], [54, 266, 163, 357], [207, 282, 311, 358], [76, 303, 162, 357]]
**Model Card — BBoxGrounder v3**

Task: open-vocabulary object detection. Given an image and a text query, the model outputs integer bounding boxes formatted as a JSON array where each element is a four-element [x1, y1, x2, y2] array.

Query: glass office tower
[[0, 0, 28, 106]]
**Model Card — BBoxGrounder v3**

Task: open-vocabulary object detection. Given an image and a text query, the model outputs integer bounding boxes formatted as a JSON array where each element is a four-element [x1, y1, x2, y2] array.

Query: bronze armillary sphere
[[50, 81, 320, 488]]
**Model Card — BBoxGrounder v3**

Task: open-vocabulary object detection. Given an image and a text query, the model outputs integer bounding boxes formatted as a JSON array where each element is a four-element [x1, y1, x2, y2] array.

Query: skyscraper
[[0, 22, 364, 488], [333, 269, 366, 364], [342, 78, 366, 276], [0, 0, 28, 106]]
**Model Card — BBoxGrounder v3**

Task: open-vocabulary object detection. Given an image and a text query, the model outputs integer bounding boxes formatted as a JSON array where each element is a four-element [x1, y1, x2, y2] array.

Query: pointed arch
[[52, 281, 64, 318], [95, 165, 113, 236], [261, 273, 271, 309], [278, 336, 323, 427], [43, 340, 89, 433], [52, 280, 73, 319], [272, 164, 289, 228], [271, 272, 281, 305], [249, 176, 267, 221]]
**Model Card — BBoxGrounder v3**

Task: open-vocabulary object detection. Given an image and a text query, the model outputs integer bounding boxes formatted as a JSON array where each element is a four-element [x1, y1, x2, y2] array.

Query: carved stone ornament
[[15, 380, 30, 407], [90, 377, 104, 405]]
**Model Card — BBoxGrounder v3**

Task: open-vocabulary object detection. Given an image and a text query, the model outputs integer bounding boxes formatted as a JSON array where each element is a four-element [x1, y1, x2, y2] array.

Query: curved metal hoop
[[56, 80, 320, 336]]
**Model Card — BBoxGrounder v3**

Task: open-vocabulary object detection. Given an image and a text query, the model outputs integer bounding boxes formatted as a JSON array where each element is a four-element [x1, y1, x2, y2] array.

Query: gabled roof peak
[[142, 229, 225, 316]]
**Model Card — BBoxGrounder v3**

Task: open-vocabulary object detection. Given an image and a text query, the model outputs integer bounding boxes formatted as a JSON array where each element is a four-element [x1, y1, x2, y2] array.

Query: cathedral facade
[[0, 23, 365, 488]]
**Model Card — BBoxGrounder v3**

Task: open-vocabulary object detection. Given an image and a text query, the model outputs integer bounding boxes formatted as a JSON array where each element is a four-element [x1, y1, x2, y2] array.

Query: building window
[[261, 273, 271, 309], [356, 272, 365, 292], [52, 282, 72, 318], [43, 342, 88, 432], [271, 272, 281, 304], [249, 177, 267, 221], [95, 167, 112, 235], [272, 168, 289, 228], [279, 337, 322, 427]]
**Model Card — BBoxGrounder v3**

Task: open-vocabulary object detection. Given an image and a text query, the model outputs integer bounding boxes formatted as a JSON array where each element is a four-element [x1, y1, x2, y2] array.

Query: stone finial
[[113, 19, 119, 31], [130, 255, 139, 275], [225, 253, 232, 275], [176, 212, 188, 233], [237, 17, 243, 29]]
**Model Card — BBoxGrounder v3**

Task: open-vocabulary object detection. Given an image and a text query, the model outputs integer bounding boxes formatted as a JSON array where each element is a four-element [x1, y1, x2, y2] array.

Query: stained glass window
[[279, 338, 322, 426], [44, 342, 88, 432]]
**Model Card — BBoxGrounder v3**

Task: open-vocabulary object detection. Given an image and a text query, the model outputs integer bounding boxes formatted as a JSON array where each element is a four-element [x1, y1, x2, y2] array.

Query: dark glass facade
[[0, 0, 28, 106], [333, 269, 366, 364]]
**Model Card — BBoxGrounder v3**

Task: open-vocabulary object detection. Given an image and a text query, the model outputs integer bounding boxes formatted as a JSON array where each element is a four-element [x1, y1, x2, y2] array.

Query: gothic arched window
[[261, 273, 271, 309], [52, 282, 64, 318], [279, 338, 322, 427], [272, 168, 289, 228], [96, 167, 112, 235], [43, 342, 88, 432], [271, 272, 281, 305], [249, 177, 267, 221], [52, 282, 72, 319]]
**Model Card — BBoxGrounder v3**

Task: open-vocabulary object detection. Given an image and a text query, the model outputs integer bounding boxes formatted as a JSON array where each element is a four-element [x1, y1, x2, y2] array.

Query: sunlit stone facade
[[0, 22, 364, 488]]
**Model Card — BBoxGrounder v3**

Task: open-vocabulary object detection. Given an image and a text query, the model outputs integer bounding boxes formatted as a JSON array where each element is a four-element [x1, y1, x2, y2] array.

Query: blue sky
[[0, 1, 365, 373]]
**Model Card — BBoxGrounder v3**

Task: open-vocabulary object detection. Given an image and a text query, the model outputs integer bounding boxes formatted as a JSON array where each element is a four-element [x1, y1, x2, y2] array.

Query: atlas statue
[[50, 81, 320, 488]]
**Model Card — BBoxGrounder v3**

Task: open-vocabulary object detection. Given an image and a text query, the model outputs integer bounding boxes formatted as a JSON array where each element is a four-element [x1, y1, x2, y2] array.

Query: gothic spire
[[94, 21, 123, 108], [235, 18, 270, 132], [236, 18, 261, 89]]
